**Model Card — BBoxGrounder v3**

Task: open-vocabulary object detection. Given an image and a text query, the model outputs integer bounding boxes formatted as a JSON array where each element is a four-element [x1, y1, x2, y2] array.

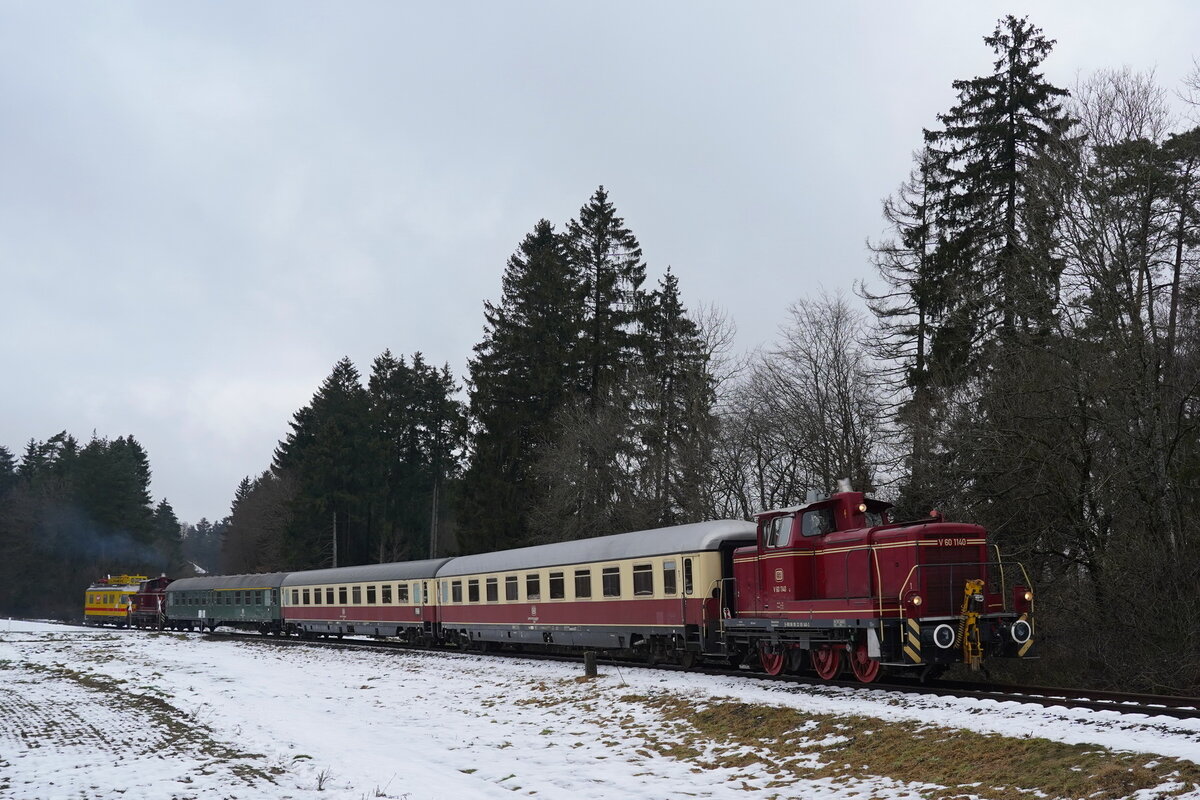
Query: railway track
[[190, 629, 1200, 721]]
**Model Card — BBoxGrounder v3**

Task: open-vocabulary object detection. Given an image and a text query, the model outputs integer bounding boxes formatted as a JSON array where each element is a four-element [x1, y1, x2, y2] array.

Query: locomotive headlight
[[858, 503, 868, 512], [912, 595, 922, 606], [1010, 619, 1032, 644], [933, 623, 956, 649], [1023, 590, 1034, 602]]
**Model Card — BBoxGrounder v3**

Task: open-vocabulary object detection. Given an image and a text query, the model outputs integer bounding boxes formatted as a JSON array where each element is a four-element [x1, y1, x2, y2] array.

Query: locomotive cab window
[[801, 508, 834, 537], [765, 515, 794, 548]]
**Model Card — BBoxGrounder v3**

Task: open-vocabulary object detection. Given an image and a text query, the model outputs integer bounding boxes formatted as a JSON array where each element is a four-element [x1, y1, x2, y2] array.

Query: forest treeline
[[0, 16, 1196, 692]]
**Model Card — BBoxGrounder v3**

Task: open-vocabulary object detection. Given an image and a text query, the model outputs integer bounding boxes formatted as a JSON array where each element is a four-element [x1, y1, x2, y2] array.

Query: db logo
[[774, 569, 784, 582]]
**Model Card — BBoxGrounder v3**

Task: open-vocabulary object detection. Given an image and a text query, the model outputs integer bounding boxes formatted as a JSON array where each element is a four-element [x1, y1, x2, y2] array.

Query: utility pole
[[428, 479, 439, 558]]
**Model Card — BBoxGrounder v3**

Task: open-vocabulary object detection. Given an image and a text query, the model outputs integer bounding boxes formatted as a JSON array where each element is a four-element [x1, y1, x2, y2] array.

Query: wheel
[[757, 643, 785, 676], [678, 650, 699, 670], [849, 635, 881, 683], [811, 644, 842, 680]]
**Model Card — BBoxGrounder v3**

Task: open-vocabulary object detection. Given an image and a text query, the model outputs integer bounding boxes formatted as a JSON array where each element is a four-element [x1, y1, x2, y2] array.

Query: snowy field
[[1, 620, 1198, 800]]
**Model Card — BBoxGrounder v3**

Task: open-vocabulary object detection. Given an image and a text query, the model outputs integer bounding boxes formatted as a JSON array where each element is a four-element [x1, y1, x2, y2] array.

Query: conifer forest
[[2, 17, 1198, 694]]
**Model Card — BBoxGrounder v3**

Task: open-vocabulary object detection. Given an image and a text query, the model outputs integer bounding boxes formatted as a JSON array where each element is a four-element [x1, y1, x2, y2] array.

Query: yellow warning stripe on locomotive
[[903, 618, 922, 663]]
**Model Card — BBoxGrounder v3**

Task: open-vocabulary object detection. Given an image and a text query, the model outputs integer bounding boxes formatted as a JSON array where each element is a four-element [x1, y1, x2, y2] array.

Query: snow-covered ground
[[1, 619, 1198, 799]]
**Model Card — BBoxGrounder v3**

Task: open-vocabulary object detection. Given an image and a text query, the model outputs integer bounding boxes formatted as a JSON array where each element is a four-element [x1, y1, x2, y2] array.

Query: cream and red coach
[[725, 490, 1036, 681], [435, 520, 757, 664], [281, 559, 450, 642]]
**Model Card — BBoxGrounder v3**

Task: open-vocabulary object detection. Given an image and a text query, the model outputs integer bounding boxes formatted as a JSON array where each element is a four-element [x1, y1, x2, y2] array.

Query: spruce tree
[[565, 186, 649, 405], [637, 268, 715, 526], [462, 220, 583, 551], [274, 357, 370, 567], [924, 15, 1077, 352]]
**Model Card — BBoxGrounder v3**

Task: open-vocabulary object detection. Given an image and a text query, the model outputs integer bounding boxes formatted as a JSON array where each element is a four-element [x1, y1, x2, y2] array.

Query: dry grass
[[586, 690, 1200, 799]]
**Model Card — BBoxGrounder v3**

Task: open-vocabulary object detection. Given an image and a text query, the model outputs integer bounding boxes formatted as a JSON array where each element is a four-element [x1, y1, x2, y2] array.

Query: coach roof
[[437, 519, 757, 577], [281, 558, 452, 587], [167, 572, 291, 592]]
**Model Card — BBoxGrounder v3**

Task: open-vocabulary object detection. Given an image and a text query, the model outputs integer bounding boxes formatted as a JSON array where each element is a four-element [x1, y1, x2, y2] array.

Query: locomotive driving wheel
[[811, 643, 842, 680], [849, 634, 881, 683], [757, 643, 785, 676]]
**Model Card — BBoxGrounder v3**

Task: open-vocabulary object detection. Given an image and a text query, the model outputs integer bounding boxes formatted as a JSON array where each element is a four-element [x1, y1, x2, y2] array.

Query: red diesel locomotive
[[724, 489, 1034, 681]]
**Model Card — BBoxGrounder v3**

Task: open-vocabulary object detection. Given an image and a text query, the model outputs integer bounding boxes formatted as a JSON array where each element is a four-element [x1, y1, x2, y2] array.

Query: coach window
[[633, 564, 654, 596], [382, 584, 393, 604], [439, 582, 447, 603], [574, 569, 592, 599], [767, 515, 794, 548], [663, 561, 678, 595], [339, 587, 348, 605], [302, 589, 310, 605], [549, 572, 565, 600], [451, 581, 463, 604], [602, 566, 621, 598], [325, 588, 334, 605], [683, 558, 694, 595], [367, 586, 377, 605], [525, 573, 541, 600], [505, 575, 519, 601], [313, 588, 322, 605], [352, 586, 362, 605], [486, 577, 498, 602], [468, 579, 480, 603], [397, 583, 408, 603], [291, 590, 299, 605]]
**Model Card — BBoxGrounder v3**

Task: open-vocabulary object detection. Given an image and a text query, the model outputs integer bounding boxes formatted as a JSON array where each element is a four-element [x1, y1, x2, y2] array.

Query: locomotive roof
[[281, 558, 453, 587], [438, 519, 757, 577], [166, 572, 291, 591]]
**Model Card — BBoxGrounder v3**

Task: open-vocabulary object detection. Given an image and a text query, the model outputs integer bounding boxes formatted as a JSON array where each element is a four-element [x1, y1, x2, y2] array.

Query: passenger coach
[[166, 572, 289, 634], [281, 558, 450, 641], [436, 520, 757, 665]]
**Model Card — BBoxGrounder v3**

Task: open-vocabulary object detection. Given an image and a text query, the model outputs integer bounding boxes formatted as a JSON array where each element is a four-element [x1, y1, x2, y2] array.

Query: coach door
[[419, 580, 432, 631]]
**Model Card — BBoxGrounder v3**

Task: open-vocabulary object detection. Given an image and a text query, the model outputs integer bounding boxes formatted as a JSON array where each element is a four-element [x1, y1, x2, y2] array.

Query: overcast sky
[[2, 2, 1197, 525]]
